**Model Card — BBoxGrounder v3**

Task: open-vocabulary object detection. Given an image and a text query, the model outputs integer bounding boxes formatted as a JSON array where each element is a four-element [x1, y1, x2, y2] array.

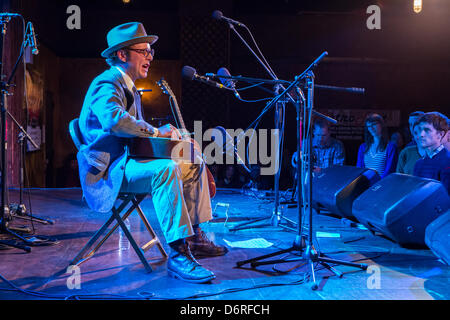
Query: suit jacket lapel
[[108, 67, 135, 113], [134, 88, 144, 120]]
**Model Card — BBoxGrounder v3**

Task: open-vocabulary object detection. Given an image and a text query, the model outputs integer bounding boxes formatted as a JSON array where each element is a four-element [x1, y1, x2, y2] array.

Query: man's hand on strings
[[157, 124, 182, 139]]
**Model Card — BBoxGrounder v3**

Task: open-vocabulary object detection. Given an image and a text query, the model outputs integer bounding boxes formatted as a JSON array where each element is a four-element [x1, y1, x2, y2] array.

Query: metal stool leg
[[70, 194, 166, 273], [78, 198, 137, 263], [69, 213, 117, 266], [114, 210, 153, 273], [70, 196, 132, 266], [133, 198, 167, 258]]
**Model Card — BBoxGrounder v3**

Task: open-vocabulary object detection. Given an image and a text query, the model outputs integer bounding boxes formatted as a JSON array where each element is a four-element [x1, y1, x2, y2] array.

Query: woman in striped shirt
[[357, 113, 398, 178]]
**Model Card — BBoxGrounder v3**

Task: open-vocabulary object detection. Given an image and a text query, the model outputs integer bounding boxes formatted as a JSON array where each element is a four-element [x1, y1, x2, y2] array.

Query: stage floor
[[0, 188, 448, 301]]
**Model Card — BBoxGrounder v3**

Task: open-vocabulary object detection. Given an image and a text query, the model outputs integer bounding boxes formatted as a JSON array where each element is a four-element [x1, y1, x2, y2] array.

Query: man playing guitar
[[77, 22, 227, 283]]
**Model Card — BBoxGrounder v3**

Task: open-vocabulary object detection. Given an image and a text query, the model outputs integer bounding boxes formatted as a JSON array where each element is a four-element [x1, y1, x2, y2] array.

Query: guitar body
[[129, 136, 217, 198], [206, 166, 216, 198], [138, 78, 217, 198], [188, 137, 216, 197], [129, 137, 195, 161]]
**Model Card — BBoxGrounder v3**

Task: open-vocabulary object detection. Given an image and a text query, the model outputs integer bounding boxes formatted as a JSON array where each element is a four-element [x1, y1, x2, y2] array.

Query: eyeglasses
[[366, 121, 381, 128], [126, 47, 155, 58]]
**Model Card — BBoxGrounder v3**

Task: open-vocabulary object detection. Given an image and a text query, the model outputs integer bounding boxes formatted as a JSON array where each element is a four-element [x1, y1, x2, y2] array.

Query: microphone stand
[[216, 21, 363, 233], [0, 15, 32, 251], [224, 22, 299, 233], [222, 24, 349, 232], [8, 110, 54, 225], [236, 54, 368, 290]]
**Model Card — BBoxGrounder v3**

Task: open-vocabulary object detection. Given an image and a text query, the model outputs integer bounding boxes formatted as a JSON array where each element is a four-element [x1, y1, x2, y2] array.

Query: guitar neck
[[159, 78, 191, 136]]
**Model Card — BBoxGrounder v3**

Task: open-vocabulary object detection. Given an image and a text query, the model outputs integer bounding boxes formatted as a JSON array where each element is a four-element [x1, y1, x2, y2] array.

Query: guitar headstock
[[157, 78, 175, 99], [156, 77, 186, 130]]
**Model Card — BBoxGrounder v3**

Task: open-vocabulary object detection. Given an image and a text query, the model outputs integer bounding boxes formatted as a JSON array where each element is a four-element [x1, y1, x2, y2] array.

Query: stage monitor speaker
[[312, 165, 380, 220], [425, 210, 450, 265], [352, 173, 450, 247]]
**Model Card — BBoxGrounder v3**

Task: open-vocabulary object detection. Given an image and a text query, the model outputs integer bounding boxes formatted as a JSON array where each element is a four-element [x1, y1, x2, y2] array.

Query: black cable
[[6, 17, 27, 85], [0, 270, 309, 300]]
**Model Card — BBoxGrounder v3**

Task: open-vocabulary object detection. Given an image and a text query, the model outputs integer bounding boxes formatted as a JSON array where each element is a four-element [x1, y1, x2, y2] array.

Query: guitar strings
[[168, 96, 181, 130]]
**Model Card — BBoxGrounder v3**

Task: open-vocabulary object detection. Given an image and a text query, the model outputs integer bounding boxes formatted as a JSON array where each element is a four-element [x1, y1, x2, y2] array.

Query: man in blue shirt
[[413, 112, 450, 194]]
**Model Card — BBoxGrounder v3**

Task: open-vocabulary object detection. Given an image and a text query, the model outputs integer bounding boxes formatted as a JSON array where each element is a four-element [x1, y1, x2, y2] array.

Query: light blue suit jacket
[[78, 67, 153, 212]]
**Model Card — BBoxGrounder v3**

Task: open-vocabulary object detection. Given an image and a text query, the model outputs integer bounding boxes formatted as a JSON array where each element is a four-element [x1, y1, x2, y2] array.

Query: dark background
[[2, 0, 449, 189]]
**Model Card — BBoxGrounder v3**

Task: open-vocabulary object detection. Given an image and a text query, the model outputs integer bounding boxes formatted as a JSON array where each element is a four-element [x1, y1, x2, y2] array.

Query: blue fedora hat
[[101, 22, 158, 58]]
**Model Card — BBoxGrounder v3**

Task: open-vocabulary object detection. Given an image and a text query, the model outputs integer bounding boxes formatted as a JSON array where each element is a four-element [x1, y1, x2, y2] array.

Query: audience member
[[357, 113, 398, 178], [396, 110, 427, 174], [413, 112, 450, 194], [217, 165, 242, 188], [443, 129, 450, 151], [396, 125, 426, 175], [390, 131, 405, 151], [311, 117, 345, 173], [406, 111, 425, 147]]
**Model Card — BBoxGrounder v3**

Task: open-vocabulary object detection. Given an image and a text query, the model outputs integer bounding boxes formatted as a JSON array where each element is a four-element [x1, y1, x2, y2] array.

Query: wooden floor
[[0, 187, 449, 301]]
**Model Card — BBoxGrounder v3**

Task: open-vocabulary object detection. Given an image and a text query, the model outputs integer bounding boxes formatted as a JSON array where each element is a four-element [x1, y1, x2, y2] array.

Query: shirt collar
[[115, 66, 136, 93], [426, 144, 444, 159], [313, 137, 332, 149]]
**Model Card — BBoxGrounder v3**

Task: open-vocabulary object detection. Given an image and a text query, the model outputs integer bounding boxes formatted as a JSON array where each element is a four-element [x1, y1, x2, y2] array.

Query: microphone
[[217, 67, 241, 100], [348, 87, 365, 94], [182, 65, 232, 91], [0, 13, 20, 17], [212, 10, 245, 27], [28, 22, 39, 55], [214, 126, 251, 174], [314, 84, 365, 94]]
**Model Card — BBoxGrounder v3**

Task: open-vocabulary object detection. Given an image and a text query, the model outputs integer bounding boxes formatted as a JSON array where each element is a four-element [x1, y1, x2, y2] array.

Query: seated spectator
[[413, 112, 450, 194], [216, 165, 242, 188], [311, 117, 345, 173], [390, 131, 405, 151], [357, 113, 398, 178], [397, 125, 426, 175], [428, 111, 450, 152], [406, 111, 425, 147], [443, 129, 450, 151]]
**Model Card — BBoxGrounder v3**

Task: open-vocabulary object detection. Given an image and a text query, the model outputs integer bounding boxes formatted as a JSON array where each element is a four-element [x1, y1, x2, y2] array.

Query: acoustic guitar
[[129, 78, 217, 198]]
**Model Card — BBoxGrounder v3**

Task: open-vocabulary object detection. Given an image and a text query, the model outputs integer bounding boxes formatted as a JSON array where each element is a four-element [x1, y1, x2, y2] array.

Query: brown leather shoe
[[167, 240, 216, 283], [187, 228, 229, 258]]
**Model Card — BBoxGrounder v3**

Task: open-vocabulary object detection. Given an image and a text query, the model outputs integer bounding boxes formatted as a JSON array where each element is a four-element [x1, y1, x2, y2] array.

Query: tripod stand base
[[0, 239, 31, 252], [9, 203, 54, 225], [228, 210, 298, 232], [301, 245, 368, 290], [236, 235, 306, 268], [8, 225, 32, 233], [0, 226, 33, 252], [236, 239, 367, 290]]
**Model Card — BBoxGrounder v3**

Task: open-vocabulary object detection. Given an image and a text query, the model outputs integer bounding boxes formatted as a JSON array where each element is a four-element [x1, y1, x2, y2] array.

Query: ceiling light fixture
[[413, 0, 423, 13]]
